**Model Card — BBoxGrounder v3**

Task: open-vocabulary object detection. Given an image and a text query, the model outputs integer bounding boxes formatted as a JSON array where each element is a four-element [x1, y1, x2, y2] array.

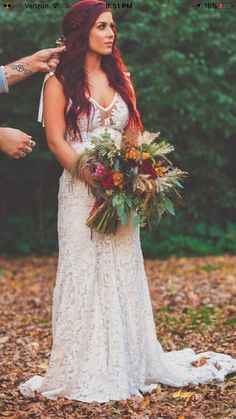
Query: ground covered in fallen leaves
[[0, 254, 235, 419]]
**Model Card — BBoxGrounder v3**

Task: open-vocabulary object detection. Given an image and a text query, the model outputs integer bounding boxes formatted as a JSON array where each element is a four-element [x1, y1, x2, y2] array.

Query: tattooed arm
[[3, 46, 66, 88], [4, 57, 34, 87]]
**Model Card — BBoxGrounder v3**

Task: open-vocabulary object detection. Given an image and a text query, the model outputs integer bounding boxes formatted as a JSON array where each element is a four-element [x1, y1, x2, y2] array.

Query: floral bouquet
[[74, 129, 188, 235]]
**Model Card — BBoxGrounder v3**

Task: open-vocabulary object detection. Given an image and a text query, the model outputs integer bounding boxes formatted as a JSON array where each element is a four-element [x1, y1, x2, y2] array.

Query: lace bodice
[[65, 90, 130, 145], [37, 71, 130, 149]]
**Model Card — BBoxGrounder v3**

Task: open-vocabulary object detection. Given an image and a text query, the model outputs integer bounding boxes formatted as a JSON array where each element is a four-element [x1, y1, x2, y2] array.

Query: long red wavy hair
[[55, 0, 143, 142]]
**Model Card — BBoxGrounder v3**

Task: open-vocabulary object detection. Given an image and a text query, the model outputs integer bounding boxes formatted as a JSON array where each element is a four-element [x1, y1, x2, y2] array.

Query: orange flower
[[142, 152, 150, 160], [155, 166, 166, 177], [125, 147, 140, 160], [112, 171, 125, 186]]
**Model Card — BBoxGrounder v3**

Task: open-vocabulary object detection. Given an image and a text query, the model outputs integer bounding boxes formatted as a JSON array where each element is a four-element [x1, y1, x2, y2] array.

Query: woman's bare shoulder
[[44, 74, 66, 104], [44, 74, 63, 90]]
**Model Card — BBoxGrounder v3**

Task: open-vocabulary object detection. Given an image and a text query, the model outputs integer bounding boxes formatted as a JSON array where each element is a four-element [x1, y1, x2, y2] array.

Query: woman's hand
[[79, 164, 96, 187], [70, 154, 96, 187]]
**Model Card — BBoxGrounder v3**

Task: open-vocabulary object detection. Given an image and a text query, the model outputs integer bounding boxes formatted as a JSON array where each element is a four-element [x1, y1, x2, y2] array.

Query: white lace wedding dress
[[18, 73, 236, 403]]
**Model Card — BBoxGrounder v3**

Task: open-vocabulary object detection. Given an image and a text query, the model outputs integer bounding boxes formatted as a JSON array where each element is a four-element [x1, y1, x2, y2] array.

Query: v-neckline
[[88, 92, 118, 111]]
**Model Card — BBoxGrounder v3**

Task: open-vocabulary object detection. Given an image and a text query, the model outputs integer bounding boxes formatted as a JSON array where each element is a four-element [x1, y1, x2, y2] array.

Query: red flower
[[102, 177, 114, 190], [102, 168, 114, 190], [139, 159, 157, 180]]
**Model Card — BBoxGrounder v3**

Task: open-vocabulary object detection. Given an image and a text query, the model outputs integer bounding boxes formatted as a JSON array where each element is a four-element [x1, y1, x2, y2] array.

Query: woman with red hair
[[18, 0, 236, 404]]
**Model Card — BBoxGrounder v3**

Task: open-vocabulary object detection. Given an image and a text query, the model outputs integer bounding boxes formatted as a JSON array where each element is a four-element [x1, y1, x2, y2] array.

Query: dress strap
[[37, 71, 55, 127]]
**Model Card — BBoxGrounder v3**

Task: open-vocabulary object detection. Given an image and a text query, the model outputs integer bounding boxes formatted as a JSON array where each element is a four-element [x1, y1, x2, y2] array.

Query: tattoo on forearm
[[10, 64, 25, 72], [6, 61, 33, 80]]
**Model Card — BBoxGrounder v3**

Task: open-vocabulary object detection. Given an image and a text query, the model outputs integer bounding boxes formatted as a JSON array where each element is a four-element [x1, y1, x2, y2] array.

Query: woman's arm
[[43, 75, 77, 171], [44, 75, 95, 186]]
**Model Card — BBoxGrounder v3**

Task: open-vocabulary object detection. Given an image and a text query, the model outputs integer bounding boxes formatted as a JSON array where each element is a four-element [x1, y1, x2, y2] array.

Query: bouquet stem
[[86, 199, 119, 235]]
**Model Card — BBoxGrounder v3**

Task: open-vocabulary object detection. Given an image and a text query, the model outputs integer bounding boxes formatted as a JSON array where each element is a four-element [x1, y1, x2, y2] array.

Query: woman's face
[[88, 11, 115, 55]]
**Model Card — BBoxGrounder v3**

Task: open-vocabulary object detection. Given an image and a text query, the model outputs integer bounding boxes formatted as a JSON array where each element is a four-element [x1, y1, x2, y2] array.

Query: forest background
[[0, 0, 235, 258]]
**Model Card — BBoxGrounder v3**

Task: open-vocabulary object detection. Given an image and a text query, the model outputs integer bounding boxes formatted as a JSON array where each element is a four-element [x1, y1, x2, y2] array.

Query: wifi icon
[[52, 2, 60, 7]]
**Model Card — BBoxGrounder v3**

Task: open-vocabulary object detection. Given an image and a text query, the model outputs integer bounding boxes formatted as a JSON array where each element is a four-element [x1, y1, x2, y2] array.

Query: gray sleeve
[[0, 66, 9, 93]]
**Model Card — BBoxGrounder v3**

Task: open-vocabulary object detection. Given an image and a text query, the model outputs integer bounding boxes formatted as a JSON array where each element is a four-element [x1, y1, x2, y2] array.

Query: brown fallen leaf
[[37, 359, 48, 369], [140, 398, 150, 409], [156, 384, 162, 395], [0, 336, 9, 344], [191, 356, 207, 367], [173, 390, 196, 400], [200, 356, 207, 365]]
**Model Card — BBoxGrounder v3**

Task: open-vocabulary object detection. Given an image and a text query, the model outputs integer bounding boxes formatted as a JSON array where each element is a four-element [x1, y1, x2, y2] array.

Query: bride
[[18, 0, 236, 403]]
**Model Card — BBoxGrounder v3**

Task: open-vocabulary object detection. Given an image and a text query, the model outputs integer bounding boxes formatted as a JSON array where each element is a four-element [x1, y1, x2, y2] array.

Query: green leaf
[[164, 198, 175, 215], [117, 203, 125, 219], [115, 159, 120, 171], [112, 195, 119, 207], [126, 196, 133, 208], [172, 179, 184, 188], [133, 213, 141, 227], [120, 212, 128, 225]]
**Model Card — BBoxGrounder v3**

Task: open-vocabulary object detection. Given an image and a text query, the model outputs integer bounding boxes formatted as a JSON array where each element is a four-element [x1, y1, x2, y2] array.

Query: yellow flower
[[112, 171, 125, 186], [142, 152, 150, 160]]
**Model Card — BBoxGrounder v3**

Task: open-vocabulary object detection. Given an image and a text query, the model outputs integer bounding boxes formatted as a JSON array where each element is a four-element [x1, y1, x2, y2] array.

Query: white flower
[[138, 130, 161, 146], [155, 143, 175, 155], [155, 177, 164, 192], [132, 174, 154, 193], [89, 127, 122, 149]]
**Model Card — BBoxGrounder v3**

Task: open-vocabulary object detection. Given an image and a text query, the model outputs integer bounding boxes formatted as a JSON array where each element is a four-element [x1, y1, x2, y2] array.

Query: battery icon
[[218, 2, 234, 8]]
